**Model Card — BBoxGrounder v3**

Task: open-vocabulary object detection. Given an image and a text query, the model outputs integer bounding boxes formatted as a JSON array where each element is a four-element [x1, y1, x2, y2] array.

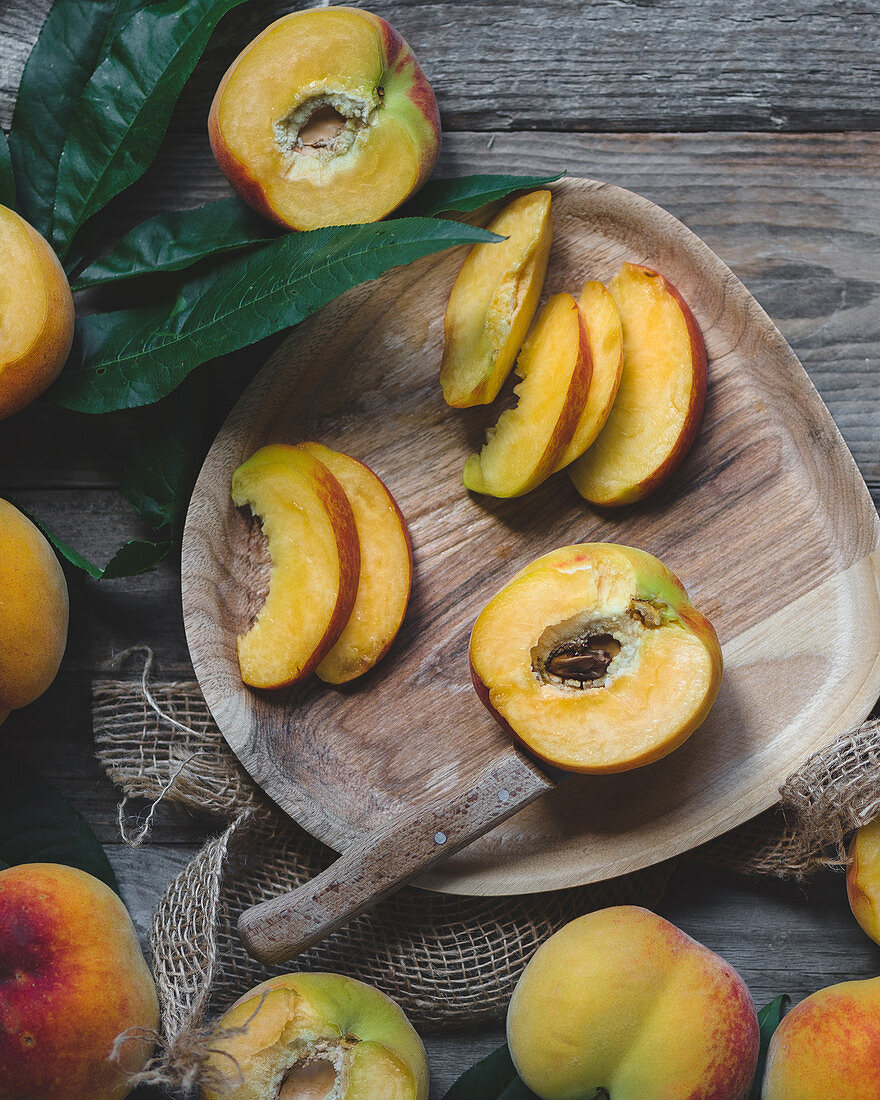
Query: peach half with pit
[[209, 7, 441, 231], [507, 906, 759, 1100], [440, 190, 553, 408], [463, 292, 591, 499], [232, 444, 360, 689], [201, 972, 429, 1100], [0, 204, 74, 420], [469, 543, 722, 773], [295, 443, 412, 685], [568, 261, 707, 506], [0, 498, 69, 727], [0, 863, 159, 1100]]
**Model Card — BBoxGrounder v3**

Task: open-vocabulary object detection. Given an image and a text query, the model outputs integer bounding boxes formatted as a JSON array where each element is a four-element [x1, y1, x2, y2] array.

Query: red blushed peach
[[201, 973, 429, 1100], [232, 444, 360, 689], [294, 444, 412, 685], [462, 293, 591, 498], [469, 543, 722, 773], [568, 261, 707, 506], [0, 863, 158, 1100], [507, 907, 759, 1100], [0, 205, 74, 420], [209, 7, 441, 231], [0, 498, 69, 727]]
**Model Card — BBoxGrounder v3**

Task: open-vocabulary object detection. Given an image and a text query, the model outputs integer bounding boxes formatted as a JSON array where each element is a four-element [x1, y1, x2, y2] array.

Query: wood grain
[[182, 177, 880, 897]]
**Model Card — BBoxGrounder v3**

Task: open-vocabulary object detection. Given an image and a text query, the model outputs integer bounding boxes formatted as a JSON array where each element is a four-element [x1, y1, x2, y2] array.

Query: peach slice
[[209, 7, 441, 231], [232, 444, 360, 688], [552, 279, 624, 470], [469, 543, 722, 773], [462, 293, 591, 498], [201, 973, 429, 1100], [440, 190, 553, 408], [568, 262, 707, 506], [0, 204, 75, 420], [295, 443, 412, 684]]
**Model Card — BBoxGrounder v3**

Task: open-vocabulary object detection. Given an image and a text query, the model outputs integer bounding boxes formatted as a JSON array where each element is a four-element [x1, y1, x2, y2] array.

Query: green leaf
[[53, 217, 502, 413], [0, 753, 119, 893], [0, 127, 14, 209], [749, 995, 790, 1100], [50, 0, 250, 258], [442, 1044, 541, 1100], [72, 196, 277, 290], [9, 0, 144, 235], [402, 173, 565, 218]]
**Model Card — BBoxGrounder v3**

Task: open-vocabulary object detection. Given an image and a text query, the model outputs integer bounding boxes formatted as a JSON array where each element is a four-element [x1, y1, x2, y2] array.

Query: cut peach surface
[[552, 279, 623, 471], [569, 262, 707, 506], [209, 7, 440, 231], [295, 443, 412, 684], [463, 292, 591, 498], [0, 205, 74, 420], [440, 190, 553, 408], [469, 543, 722, 773], [232, 444, 359, 689]]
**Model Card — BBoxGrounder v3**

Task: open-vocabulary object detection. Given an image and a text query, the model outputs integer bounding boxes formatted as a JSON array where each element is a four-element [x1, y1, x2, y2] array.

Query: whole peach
[[0, 498, 69, 726], [846, 817, 880, 943], [0, 204, 74, 419], [0, 863, 159, 1099], [762, 978, 880, 1099], [507, 906, 759, 1100]]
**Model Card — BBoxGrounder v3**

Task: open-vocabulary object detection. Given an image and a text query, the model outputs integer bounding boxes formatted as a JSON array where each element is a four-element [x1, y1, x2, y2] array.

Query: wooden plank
[[2, 0, 879, 133], [0, 132, 877, 500]]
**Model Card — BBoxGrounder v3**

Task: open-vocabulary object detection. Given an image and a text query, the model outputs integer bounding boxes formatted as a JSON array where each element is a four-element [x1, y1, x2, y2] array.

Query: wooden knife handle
[[238, 750, 554, 966]]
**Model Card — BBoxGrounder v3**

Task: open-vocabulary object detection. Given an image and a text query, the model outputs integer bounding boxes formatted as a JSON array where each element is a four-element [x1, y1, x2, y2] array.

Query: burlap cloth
[[92, 652, 880, 1092]]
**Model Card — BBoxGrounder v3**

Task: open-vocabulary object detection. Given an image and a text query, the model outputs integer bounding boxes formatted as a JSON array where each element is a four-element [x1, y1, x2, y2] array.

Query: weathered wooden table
[[2, 1, 879, 1096]]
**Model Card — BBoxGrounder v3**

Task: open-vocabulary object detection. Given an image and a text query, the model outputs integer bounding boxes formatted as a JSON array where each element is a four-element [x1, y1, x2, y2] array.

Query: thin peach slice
[[469, 543, 722, 773], [232, 444, 360, 688], [568, 262, 707, 506], [440, 190, 552, 408], [552, 280, 623, 471], [295, 443, 412, 684], [463, 293, 591, 498]]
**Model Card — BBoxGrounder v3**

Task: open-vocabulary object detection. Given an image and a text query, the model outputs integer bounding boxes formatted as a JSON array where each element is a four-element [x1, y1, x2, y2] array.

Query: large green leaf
[[0, 754, 119, 893], [749, 995, 790, 1100], [50, 0, 250, 258], [9, 0, 144, 235], [442, 1044, 541, 1100], [0, 127, 14, 209], [72, 196, 277, 289], [53, 217, 501, 413], [402, 173, 564, 217]]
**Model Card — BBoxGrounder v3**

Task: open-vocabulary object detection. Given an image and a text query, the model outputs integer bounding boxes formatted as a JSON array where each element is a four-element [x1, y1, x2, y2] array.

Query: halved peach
[[295, 443, 412, 684], [469, 543, 722, 773], [209, 7, 441, 231], [463, 293, 591, 498], [232, 444, 360, 688], [568, 262, 707, 506], [440, 190, 553, 408], [552, 280, 623, 471]]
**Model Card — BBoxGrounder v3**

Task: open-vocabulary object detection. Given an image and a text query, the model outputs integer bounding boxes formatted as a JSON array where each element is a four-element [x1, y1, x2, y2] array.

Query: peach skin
[[847, 816, 880, 944]]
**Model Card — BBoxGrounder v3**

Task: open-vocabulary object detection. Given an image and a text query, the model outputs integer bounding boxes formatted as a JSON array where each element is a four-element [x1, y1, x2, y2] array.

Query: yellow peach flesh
[[552, 279, 623, 470], [295, 443, 411, 684], [440, 190, 553, 407], [463, 292, 590, 498], [232, 446, 358, 688], [569, 262, 705, 505], [0, 498, 69, 721], [847, 818, 880, 944]]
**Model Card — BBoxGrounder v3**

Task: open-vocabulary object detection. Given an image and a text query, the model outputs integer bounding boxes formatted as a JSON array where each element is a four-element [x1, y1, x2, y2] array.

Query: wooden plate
[[182, 177, 880, 896]]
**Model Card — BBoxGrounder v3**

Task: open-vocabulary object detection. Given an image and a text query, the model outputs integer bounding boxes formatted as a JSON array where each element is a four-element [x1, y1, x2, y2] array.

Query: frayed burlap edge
[[93, 652, 880, 1093]]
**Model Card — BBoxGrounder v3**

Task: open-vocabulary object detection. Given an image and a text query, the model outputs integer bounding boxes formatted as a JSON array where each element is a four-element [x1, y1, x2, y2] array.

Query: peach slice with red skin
[[469, 543, 722, 773], [568, 261, 707, 506], [209, 7, 441, 231], [463, 292, 591, 498], [294, 443, 412, 684], [440, 190, 553, 408], [232, 444, 360, 689]]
